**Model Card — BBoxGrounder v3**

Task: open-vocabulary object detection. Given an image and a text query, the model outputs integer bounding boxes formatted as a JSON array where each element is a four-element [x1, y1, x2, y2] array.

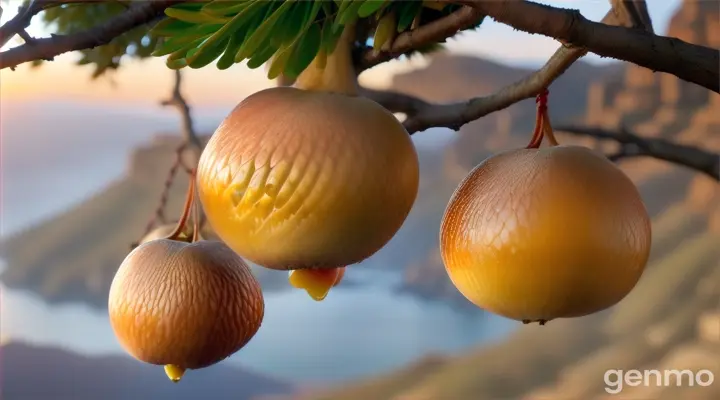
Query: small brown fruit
[[108, 239, 264, 377], [440, 145, 652, 323]]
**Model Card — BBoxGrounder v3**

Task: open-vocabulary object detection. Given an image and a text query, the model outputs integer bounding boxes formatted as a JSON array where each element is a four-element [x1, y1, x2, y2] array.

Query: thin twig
[[368, 8, 630, 134], [358, 6, 484, 72], [130, 143, 190, 249], [161, 69, 202, 150], [0, 0, 185, 70], [556, 125, 720, 181]]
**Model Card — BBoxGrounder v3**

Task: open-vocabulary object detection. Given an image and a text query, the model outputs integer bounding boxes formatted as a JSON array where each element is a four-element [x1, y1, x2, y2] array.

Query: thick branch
[[461, 0, 719, 93], [556, 126, 720, 181], [359, 6, 484, 72], [0, 0, 184, 70]]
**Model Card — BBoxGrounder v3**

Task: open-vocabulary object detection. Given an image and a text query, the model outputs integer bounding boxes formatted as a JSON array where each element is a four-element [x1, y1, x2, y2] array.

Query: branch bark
[[160, 69, 201, 151], [0, 0, 184, 70], [358, 6, 485, 72], [555, 126, 720, 181], [460, 0, 719, 93], [388, 8, 625, 134]]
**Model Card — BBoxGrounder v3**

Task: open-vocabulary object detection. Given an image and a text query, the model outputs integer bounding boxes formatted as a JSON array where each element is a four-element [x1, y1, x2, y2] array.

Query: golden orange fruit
[[195, 81, 418, 272], [440, 145, 652, 323], [108, 239, 264, 379]]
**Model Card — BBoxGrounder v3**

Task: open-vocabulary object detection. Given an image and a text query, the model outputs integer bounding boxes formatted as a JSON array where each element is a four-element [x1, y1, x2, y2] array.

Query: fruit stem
[[294, 23, 358, 96], [165, 169, 196, 241], [191, 183, 201, 242], [541, 107, 560, 146], [525, 88, 549, 149]]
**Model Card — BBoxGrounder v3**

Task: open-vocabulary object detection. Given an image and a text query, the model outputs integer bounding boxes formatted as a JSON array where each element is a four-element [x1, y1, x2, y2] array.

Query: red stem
[[526, 88, 549, 149]]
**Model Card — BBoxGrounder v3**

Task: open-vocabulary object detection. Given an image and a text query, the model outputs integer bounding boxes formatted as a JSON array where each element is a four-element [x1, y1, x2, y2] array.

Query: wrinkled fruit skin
[[197, 87, 419, 270], [108, 239, 264, 370], [440, 146, 652, 322]]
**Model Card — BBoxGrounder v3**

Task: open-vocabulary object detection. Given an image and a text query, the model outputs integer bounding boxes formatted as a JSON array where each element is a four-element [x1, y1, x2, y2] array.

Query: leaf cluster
[[151, 0, 478, 79], [30, 1, 484, 78]]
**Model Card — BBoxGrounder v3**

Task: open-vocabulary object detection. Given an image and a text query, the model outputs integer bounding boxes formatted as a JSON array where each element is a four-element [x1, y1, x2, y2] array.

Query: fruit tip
[[288, 269, 337, 302], [164, 364, 186, 383]]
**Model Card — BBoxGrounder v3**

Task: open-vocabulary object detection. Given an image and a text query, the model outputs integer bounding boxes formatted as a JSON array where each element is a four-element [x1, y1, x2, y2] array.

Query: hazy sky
[[0, 0, 681, 108]]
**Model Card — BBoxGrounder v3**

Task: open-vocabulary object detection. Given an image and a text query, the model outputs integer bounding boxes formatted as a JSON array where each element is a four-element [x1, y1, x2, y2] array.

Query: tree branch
[[555, 126, 720, 181], [388, 8, 626, 134], [359, 6, 484, 72], [459, 0, 719, 93], [0, 0, 184, 70], [160, 69, 201, 150], [0, 0, 45, 48]]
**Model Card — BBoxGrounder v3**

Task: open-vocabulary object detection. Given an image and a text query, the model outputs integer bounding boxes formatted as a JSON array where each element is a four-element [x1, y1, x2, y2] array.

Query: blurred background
[[1, 0, 718, 399]]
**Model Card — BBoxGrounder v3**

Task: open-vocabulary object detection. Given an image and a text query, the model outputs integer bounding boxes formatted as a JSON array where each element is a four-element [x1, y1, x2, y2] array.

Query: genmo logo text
[[604, 369, 715, 394]]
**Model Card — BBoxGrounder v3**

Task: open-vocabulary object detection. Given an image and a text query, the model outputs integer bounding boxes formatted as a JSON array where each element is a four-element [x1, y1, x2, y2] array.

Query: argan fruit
[[195, 24, 418, 300], [440, 145, 652, 324], [108, 239, 264, 380]]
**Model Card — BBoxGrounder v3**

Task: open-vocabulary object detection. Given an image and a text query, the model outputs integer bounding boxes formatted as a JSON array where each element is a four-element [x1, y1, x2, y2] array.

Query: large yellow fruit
[[108, 239, 264, 381], [440, 145, 652, 323], [196, 27, 419, 272]]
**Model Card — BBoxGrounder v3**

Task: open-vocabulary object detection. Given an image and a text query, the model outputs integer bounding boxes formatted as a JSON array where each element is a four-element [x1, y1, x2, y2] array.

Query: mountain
[[0, 341, 293, 400]]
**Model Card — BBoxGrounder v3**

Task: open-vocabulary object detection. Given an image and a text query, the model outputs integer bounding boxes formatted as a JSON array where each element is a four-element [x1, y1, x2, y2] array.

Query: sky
[[0, 0, 682, 108]]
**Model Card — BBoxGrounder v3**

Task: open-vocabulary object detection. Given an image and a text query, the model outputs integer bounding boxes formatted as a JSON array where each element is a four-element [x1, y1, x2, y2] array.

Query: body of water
[[0, 263, 515, 383], [0, 101, 515, 384]]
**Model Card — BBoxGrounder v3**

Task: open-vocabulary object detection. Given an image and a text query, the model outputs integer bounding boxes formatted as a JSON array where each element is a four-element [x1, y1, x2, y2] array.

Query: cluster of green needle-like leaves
[[31, 0, 483, 79], [150, 0, 478, 79]]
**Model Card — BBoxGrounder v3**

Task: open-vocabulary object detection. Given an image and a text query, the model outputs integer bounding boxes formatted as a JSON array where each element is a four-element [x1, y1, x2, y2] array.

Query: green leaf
[[275, 1, 310, 46], [153, 35, 201, 57], [396, 1, 422, 32], [321, 1, 334, 18], [267, 43, 294, 79], [285, 22, 322, 79], [151, 25, 222, 56], [247, 42, 280, 69], [321, 18, 343, 54], [332, 0, 352, 31], [167, 2, 206, 12], [167, 58, 189, 69], [234, 8, 265, 62], [236, 0, 294, 61], [150, 18, 194, 37], [164, 8, 229, 24], [335, 0, 365, 31], [194, 2, 254, 58], [270, 1, 321, 73], [189, 37, 230, 68], [202, 0, 252, 16], [217, 31, 245, 70], [357, 0, 387, 18]]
